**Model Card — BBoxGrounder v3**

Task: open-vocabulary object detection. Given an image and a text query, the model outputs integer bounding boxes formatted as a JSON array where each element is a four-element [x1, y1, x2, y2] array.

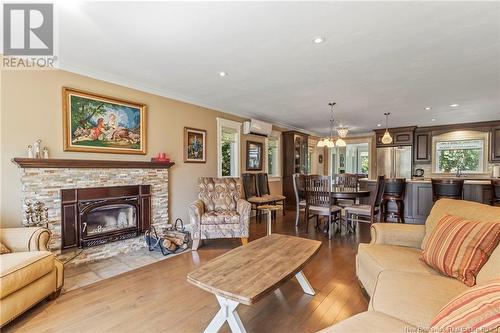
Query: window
[[307, 142, 316, 174], [330, 142, 369, 175], [266, 131, 281, 178], [433, 131, 488, 174], [435, 140, 485, 173], [217, 118, 241, 177]]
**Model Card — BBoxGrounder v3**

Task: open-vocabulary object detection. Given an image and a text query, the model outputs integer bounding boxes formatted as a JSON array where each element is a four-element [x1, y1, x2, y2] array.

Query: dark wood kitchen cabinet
[[375, 126, 416, 147], [491, 125, 500, 162], [282, 131, 309, 207], [414, 130, 432, 163]]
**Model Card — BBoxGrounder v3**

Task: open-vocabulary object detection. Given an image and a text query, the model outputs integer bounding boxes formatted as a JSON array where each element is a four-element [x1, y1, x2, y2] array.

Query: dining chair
[[292, 173, 306, 226], [380, 178, 406, 223], [491, 179, 500, 207], [334, 173, 359, 207], [256, 173, 286, 215], [344, 175, 385, 231], [242, 173, 275, 222], [304, 175, 341, 239], [431, 178, 464, 202]]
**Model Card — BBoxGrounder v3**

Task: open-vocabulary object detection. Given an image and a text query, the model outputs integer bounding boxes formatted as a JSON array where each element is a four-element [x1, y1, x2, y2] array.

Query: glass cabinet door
[[294, 136, 302, 173]]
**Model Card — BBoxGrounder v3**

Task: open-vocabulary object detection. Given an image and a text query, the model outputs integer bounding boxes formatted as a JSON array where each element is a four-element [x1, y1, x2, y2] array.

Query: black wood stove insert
[[61, 185, 151, 249]]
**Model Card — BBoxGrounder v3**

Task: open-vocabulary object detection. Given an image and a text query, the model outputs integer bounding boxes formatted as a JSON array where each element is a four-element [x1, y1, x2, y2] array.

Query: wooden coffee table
[[187, 234, 321, 333]]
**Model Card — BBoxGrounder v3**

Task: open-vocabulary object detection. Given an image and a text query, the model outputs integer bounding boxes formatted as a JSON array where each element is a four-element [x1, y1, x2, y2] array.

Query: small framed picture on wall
[[184, 127, 206, 163], [246, 141, 263, 171]]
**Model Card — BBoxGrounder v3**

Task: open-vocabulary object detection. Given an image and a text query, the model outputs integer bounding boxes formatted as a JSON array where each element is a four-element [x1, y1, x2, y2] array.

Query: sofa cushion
[[423, 199, 500, 286], [0, 251, 54, 299], [356, 243, 438, 296], [0, 242, 10, 254], [370, 270, 468, 328], [421, 214, 500, 286], [317, 311, 415, 333], [430, 279, 500, 333], [201, 210, 240, 225]]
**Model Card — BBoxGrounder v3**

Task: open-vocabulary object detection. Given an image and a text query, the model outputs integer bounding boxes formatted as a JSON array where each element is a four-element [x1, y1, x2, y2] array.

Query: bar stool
[[431, 179, 464, 202], [491, 179, 500, 207], [257, 205, 282, 235], [381, 178, 406, 223]]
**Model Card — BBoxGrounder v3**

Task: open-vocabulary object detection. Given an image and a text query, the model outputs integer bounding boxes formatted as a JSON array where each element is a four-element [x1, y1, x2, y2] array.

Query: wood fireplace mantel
[[12, 157, 175, 169]]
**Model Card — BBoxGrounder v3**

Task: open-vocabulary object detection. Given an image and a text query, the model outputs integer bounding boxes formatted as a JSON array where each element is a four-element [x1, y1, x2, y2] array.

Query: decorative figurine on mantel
[[27, 145, 34, 158], [34, 139, 42, 158], [26, 139, 50, 159], [23, 200, 49, 228]]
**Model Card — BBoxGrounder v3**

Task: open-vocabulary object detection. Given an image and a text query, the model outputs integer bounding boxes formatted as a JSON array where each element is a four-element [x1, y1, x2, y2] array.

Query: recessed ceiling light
[[313, 37, 325, 44], [218, 71, 228, 77], [450, 104, 459, 107], [424, 107, 431, 110], [377, 124, 382, 127], [431, 118, 436, 122]]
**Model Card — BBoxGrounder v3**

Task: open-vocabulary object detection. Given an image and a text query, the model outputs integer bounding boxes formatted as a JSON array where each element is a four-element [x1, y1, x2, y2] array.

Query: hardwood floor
[[3, 211, 371, 333]]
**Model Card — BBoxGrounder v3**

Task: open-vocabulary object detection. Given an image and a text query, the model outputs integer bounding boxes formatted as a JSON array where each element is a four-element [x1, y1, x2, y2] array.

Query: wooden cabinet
[[414, 131, 432, 163], [491, 125, 500, 162], [410, 182, 433, 222], [375, 127, 416, 147], [282, 131, 309, 207], [463, 184, 493, 205]]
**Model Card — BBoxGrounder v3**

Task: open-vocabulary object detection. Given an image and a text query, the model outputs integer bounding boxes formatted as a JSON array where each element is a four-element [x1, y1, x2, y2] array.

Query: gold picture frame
[[63, 87, 147, 155], [184, 127, 206, 163]]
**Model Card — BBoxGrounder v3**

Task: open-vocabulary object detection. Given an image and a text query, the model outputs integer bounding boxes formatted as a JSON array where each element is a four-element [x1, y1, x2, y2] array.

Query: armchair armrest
[[237, 199, 251, 238], [0, 227, 51, 252], [188, 199, 205, 240], [370, 224, 426, 249]]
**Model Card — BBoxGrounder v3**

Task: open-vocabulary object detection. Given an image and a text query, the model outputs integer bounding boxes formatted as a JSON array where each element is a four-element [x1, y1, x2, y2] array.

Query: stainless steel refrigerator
[[376, 146, 412, 179]]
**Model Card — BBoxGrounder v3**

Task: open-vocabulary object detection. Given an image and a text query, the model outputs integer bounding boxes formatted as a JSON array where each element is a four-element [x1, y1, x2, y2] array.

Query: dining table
[[329, 186, 371, 204]]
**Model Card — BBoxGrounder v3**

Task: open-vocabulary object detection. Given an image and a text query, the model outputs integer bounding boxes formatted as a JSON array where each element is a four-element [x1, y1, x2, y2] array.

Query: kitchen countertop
[[359, 178, 497, 185]]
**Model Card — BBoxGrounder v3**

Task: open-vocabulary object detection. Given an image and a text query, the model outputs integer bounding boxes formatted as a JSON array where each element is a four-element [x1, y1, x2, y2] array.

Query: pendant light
[[335, 137, 346, 147], [335, 126, 348, 147], [317, 102, 337, 148], [381, 112, 393, 144]]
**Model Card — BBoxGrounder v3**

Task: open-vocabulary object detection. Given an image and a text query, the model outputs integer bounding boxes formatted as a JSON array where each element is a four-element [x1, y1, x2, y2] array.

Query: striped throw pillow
[[430, 279, 500, 332], [421, 214, 500, 286]]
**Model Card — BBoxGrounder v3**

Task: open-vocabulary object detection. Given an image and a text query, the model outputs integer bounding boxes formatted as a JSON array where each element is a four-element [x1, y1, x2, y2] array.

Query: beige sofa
[[320, 199, 500, 332], [0, 227, 64, 327]]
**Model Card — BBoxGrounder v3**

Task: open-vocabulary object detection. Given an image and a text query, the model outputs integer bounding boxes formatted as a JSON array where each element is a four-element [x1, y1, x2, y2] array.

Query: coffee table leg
[[204, 295, 247, 333], [295, 271, 315, 296]]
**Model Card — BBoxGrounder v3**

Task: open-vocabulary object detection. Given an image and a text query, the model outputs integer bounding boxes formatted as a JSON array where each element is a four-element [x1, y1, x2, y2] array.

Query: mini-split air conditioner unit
[[242, 119, 273, 137]]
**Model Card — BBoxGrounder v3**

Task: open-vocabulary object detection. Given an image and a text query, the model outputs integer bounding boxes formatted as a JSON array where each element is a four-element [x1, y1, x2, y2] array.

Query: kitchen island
[[359, 178, 497, 224]]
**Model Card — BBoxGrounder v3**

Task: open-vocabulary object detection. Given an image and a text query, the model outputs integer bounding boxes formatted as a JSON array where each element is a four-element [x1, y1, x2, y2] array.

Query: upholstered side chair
[[188, 177, 251, 250]]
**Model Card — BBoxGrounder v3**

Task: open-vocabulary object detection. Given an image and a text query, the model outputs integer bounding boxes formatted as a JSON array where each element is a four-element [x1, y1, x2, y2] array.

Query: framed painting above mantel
[[63, 88, 147, 154]]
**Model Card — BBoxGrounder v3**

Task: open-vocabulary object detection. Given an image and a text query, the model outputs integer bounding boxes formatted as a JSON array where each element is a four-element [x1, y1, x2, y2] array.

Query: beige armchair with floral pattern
[[188, 177, 251, 250]]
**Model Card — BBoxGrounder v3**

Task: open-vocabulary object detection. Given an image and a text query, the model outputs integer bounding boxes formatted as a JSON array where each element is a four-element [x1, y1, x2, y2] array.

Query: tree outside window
[[221, 141, 231, 176], [435, 139, 483, 173]]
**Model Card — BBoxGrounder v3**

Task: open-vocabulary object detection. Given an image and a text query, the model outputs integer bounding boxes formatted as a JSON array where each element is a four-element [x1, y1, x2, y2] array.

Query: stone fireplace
[[13, 158, 174, 265], [61, 185, 151, 249]]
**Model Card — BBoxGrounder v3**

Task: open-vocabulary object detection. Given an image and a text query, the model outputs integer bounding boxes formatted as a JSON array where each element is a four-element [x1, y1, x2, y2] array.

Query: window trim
[[217, 118, 241, 178], [431, 131, 489, 176], [265, 130, 281, 180]]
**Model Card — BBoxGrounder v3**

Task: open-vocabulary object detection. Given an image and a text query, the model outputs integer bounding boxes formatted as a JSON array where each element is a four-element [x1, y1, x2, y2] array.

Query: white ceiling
[[57, 1, 500, 135]]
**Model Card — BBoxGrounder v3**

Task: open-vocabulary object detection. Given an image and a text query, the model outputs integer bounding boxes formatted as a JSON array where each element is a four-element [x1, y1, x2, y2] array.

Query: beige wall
[[0, 70, 282, 228]]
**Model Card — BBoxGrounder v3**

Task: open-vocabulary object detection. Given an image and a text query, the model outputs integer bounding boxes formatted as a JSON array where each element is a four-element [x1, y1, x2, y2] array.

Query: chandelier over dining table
[[317, 102, 349, 148]]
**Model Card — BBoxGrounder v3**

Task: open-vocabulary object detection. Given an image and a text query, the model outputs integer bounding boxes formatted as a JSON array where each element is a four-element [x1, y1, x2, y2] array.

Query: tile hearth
[[63, 248, 188, 293]]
